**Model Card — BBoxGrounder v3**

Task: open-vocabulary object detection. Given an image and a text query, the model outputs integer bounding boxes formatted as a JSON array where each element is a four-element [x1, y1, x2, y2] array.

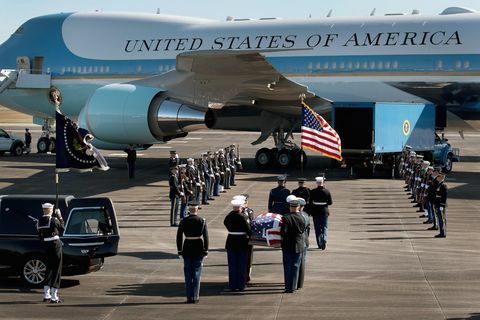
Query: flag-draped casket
[[249, 212, 283, 247]]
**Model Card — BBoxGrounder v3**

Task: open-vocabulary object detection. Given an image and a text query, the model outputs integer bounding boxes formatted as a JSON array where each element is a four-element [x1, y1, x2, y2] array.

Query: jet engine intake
[[79, 83, 207, 145]]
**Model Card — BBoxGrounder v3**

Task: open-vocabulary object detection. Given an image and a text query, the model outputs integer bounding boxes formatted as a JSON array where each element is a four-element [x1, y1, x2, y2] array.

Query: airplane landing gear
[[254, 129, 307, 169]]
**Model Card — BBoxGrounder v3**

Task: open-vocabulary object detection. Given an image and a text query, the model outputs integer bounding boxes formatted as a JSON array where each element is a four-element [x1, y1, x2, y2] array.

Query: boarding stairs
[[0, 69, 18, 94], [0, 68, 51, 94]]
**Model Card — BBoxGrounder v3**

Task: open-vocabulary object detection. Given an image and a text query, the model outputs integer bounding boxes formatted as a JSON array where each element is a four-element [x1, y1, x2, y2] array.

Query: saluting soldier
[[37, 203, 64, 303], [291, 178, 311, 205], [177, 201, 209, 304], [281, 196, 306, 293], [224, 198, 252, 292], [434, 171, 448, 238], [308, 176, 332, 250], [268, 176, 290, 215]]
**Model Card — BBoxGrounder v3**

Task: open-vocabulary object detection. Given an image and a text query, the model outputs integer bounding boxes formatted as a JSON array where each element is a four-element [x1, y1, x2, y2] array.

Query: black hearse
[[0, 195, 120, 286]]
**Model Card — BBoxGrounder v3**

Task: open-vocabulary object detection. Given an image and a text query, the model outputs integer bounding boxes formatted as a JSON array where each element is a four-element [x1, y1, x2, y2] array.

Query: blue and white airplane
[[0, 6, 478, 166]]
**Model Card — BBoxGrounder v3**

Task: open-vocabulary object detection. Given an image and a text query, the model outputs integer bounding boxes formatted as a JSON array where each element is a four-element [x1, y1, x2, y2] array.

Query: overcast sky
[[1, 0, 479, 43]]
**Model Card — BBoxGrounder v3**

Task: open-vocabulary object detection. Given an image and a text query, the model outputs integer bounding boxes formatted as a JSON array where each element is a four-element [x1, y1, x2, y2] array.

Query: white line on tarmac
[[149, 146, 172, 149]]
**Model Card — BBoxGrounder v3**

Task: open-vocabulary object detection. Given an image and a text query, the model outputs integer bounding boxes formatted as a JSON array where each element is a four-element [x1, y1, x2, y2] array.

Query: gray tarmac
[[0, 118, 480, 320]]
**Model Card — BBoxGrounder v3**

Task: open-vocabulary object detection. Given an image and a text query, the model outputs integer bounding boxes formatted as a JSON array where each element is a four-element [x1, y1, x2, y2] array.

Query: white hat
[[286, 195, 297, 203], [315, 176, 325, 183], [297, 197, 306, 206], [231, 199, 244, 208], [187, 158, 194, 162], [42, 203, 54, 209], [232, 195, 246, 202]]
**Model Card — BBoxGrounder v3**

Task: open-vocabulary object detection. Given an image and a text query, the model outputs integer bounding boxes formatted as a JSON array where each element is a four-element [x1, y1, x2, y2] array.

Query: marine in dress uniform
[[426, 168, 440, 230], [176, 201, 209, 304], [24, 128, 32, 154], [124, 145, 137, 179], [281, 196, 306, 293], [434, 172, 448, 238], [268, 176, 291, 215], [291, 178, 311, 204], [37, 203, 64, 303], [308, 176, 332, 250], [224, 199, 252, 291], [200, 153, 211, 205]]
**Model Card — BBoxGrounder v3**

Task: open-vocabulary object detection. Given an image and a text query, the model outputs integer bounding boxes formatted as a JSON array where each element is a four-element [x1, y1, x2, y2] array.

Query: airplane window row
[[60, 66, 110, 75], [307, 60, 399, 71]]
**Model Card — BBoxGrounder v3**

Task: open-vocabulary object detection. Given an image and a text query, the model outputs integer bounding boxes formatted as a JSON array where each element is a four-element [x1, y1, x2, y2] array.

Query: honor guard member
[[169, 166, 184, 226], [293, 197, 310, 290], [268, 176, 290, 215], [169, 150, 179, 168], [291, 178, 311, 205], [281, 196, 306, 293], [229, 144, 238, 186], [434, 171, 448, 238], [308, 176, 332, 250], [177, 200, 209, 304], [224, 198, 252, 291], [425, 167, 440, 230], [37, 203, 64, 303], [200, 153, 211, 205], [187, 158, 201, 203], [234, 194, 255, 285]]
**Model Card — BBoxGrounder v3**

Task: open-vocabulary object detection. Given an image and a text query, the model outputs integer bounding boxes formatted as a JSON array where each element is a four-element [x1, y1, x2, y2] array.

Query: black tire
[[255, 148, 272, 168], [276, 149, 293, 168], [49, 137, 56, 153], [443, 154, 453, 173], [11, 143, 24, 157], [21, 255, 48, 287], [37, 137, 50, 153]]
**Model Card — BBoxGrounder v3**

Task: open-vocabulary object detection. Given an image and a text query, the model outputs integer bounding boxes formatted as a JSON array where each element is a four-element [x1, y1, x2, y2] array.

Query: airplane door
[[62, 198, 119, 259]]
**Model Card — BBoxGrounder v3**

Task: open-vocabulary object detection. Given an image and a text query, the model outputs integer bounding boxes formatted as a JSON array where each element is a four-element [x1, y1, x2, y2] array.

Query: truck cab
[[0, 195, 120, 286], [433, 133, 460, 173]]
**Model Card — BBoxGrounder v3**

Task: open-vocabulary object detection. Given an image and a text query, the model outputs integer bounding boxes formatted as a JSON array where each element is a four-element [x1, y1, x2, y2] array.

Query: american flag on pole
[[301, 103, 342, 161]]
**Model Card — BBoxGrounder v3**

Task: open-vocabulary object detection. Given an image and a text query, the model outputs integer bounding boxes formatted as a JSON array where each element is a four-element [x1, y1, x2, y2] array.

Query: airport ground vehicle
[[0, 195, 120, 286], [332, 102, 459, 176], [0, 128, 24, 156]]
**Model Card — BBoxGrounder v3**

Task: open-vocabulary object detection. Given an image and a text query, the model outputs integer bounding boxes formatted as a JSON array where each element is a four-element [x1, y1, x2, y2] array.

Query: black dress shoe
[[208, 198, 215, 201], [50, 299, 63, 304], [284, 289, 294, 293], [423, 220, 432, 224], [202, 202, 210, 205], [43, 298, 50, 302], [434, 234, 446, 238], [231, 184, 237, 186], [427, 226, 438, 230]]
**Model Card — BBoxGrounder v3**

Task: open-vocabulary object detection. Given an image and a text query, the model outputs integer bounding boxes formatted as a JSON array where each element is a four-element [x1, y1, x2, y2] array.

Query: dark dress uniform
[[169, 171, 182, 226], [176, 210, 209, 303], [308, 186, 332, 249], [37, 213, 64, 300], [434, 179, 448, 237], [297, 210, 310, 289], [281, 210, 306, 292], [268, 185, 291, 214], [124, 148, 136, 178], [224, 209, 252, 291], [291, 186, 311, 205], [169, 155, 179, 168]]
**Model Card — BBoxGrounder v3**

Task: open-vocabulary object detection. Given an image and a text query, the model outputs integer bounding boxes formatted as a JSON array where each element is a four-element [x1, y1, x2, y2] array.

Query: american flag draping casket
[[249, 212, 283, 247]]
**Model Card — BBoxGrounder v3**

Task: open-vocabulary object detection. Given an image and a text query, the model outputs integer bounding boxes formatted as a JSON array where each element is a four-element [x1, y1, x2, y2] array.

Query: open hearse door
[[63, 197, 119, 260]]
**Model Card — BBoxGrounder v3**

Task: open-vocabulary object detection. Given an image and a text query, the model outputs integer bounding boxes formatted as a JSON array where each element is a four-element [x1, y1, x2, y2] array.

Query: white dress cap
[[315, 176, 325, 183], [231, 199, 245, 207], [42, 203, 54, 209]]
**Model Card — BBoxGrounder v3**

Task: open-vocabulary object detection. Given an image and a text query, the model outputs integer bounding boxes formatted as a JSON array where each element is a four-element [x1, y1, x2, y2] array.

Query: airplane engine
[[78, 83, 207, 144]]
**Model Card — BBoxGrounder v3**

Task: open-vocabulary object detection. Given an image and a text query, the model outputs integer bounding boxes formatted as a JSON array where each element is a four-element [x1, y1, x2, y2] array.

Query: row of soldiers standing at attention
[[168, 146, 241, 226], [400, 145, 448, 238]]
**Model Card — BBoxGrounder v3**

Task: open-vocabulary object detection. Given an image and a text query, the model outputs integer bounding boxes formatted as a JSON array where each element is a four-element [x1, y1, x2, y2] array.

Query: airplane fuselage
[[0, 9, 479, 121]]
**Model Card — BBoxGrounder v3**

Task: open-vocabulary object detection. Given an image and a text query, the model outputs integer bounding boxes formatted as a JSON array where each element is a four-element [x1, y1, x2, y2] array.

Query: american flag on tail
[[250, 212, 283, 247], [301, 102, 342, 161]]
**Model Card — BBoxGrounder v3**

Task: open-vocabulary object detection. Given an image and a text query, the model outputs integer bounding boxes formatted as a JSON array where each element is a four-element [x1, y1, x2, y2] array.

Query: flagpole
[[55, 170, 59, 209], [300, 95, 305, 177]]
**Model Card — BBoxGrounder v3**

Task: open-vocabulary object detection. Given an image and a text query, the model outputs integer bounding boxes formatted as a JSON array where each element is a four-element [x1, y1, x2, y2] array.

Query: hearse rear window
[[64, 207, 114, 236]]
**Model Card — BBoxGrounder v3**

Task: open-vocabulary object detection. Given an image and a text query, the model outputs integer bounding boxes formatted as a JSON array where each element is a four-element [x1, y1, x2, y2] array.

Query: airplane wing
[[131, 50, 325, 109]]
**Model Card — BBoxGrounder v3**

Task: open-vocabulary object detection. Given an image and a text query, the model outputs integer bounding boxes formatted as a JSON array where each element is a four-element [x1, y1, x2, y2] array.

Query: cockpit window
[[64, 207, 114, 236]]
